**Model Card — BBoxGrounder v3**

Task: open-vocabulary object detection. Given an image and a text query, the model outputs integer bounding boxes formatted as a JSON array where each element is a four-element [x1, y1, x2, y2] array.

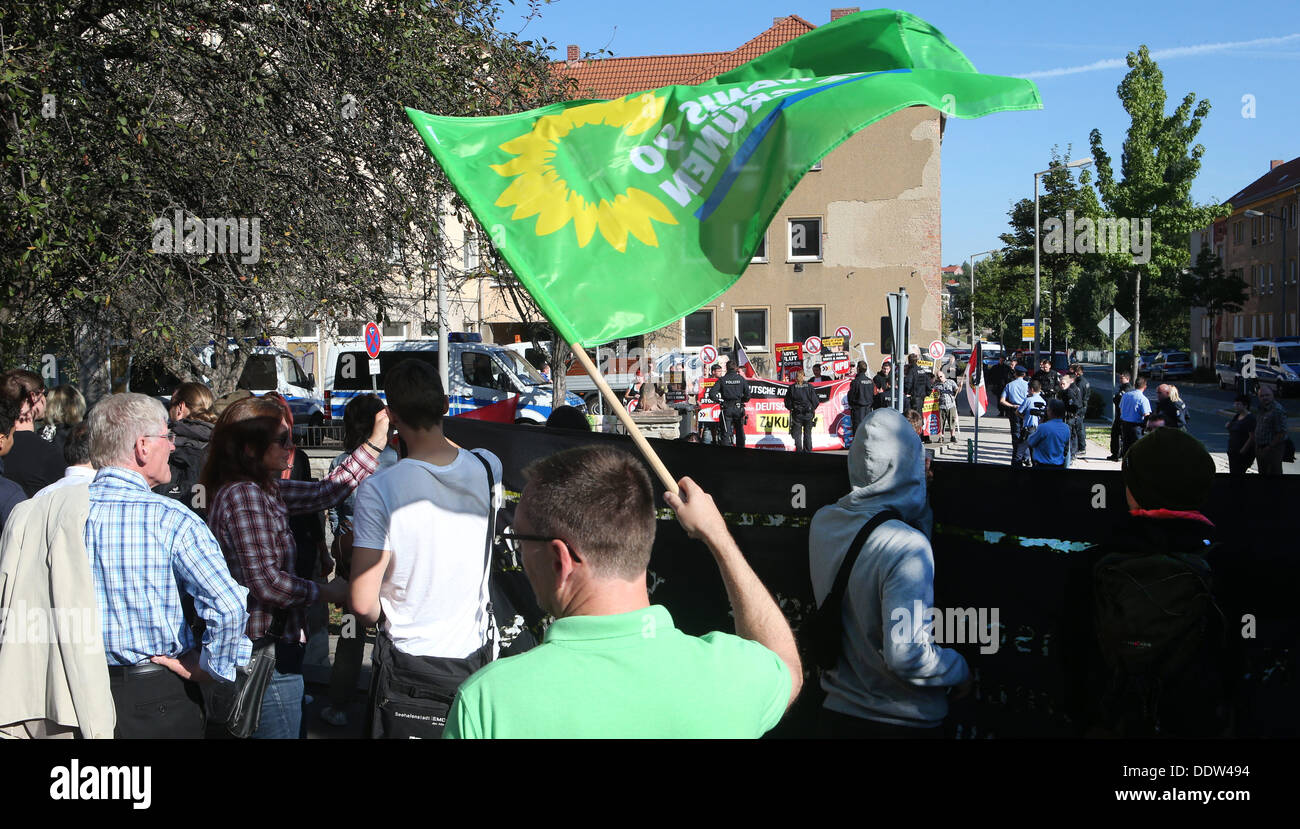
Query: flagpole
[[569, 341, 680, 496], [973, 341, 980, 464]]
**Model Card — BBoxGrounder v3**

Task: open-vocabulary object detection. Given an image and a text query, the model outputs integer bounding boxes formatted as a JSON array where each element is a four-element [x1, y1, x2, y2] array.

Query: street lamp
[[1034, 157, 1093, 366], [1245, 209, 1289, 336], [969, 248, 999, 350]]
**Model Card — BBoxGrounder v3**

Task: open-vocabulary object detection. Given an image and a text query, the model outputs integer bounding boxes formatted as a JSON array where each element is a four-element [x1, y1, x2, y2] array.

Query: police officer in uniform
[[847, 361, 874, 437], [709, 358, 750, 448], [1069, 363, 1090, 455], [872, 361, 893, 410], [1033, 357, 1060, 398]]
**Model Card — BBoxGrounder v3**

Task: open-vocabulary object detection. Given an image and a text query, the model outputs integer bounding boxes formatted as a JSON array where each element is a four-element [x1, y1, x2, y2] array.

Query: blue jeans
[[251, 668, 304, 740]]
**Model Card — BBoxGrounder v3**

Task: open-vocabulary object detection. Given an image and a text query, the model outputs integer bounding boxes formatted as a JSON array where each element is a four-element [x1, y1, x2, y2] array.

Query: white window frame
[[733, 307, 770, 353], [750, 231, 768, 264], [682, 309, 715, 351], [788, 306, 824, 343], [464, 232, 480, 270], [382, 320, 408, 339], [787, 217, 823, 263]]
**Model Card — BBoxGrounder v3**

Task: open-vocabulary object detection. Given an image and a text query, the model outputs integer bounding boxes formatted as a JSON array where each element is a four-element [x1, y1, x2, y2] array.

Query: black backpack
[[1093, 549, 1224, 734], [805, 509, 902, 671]]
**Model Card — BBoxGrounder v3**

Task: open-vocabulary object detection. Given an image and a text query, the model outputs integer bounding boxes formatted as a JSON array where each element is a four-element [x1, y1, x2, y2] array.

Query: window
[[1291, 202, 1298, 229], [1233, 221, 1243, 245], [1291, 259, 1297, 285], [751, 232, 768, 263], [337, 321, 363, 338], [684, 310, 714, 348], [1268, 264, 1274, 294], [238, 355, 277, 391], [280, 356, 312, 389], [788, 217, 822, 261], [383, 320, 407, 338], [790, 308, 822, 343], [734, 308, 769, 351], [1251, 217, 1259, 245], [464, 233, 480, 270], [462, 352, 511, 391], [421, 321, 440, 337]]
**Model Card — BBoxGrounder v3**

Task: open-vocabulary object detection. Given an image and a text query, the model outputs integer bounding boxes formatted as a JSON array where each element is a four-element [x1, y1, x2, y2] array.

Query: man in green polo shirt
[[444, 445, 801, 738]]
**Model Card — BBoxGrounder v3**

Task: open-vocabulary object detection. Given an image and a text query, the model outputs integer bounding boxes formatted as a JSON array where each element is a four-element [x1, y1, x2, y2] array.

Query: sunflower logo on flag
[[490, 93, 678, 252]]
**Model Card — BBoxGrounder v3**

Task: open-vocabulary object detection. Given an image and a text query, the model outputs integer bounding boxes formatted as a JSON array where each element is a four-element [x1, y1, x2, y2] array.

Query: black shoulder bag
[[203, 608, 287, 739], [804, 508, 902, 671]]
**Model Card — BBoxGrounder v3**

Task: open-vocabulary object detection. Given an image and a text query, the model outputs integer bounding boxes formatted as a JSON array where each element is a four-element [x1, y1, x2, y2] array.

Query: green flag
[[407, 9, 1040, 348]]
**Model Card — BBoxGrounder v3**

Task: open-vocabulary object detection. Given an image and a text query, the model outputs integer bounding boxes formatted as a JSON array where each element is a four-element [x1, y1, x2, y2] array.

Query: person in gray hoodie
[[809, 407, 970, 737]]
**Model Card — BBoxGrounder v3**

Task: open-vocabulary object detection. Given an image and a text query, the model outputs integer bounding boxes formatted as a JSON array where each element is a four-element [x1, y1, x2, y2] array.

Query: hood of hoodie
[[837, 408, 931, 531], [811, 408, 932, 572], [173, 418, 213, 447]]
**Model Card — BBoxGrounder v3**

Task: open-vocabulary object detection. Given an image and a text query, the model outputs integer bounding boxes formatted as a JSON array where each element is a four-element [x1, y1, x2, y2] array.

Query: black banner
[[444, 419, 1299, 739]]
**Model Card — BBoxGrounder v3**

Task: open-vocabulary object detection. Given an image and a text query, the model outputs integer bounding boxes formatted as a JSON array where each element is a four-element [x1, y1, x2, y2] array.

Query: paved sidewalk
[[937, 411, 1296, 474]]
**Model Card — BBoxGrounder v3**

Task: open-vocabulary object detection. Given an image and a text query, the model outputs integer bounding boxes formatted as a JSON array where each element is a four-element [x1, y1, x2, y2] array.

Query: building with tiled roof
[[1190, 157, 1299, 365], [545, 7, 946, 379]]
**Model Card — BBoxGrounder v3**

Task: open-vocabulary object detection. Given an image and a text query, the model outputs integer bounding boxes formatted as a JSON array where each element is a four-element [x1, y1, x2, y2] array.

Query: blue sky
[[507, 0, 1297, 266]]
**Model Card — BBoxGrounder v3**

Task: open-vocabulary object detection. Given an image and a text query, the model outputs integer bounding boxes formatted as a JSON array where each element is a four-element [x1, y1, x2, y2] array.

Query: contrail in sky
[[1016, 33, 1300, 79]]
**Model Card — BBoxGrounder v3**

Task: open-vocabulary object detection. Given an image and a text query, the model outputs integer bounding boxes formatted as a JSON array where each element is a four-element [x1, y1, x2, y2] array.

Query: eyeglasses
[[143, 430, 176, 444], [496, 526, 581, 563]]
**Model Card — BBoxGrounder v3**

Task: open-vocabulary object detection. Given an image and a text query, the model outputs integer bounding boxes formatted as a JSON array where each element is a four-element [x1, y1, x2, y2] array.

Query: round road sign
[[699, 344, 718, 365], [365, 323, 382, 359], [804, 336, 823, 354], [928, 340, 945, 360], [835, 326, 853, 340]]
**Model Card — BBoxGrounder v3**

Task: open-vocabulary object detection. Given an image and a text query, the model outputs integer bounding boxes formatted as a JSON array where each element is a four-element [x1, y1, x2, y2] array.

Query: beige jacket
[[0, 486, 115, 738]]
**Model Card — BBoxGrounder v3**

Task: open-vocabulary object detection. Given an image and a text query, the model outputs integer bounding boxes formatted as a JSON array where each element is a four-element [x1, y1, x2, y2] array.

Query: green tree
[[969, 252, 1033, 349], [1088, 45, 1229, 373], [997, 146, 1101, 353], [2, 0, 571, 394], [1180, 245, 1248, 354]]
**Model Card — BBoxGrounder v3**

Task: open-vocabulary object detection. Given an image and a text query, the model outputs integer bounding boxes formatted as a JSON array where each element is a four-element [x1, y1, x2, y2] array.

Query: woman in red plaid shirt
[[203, 395, 389, 739]]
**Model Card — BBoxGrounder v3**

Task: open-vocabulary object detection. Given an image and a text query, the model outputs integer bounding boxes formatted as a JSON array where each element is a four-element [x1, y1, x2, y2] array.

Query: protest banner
[[775, 342, 803, 381], [820, 335, 850, 377]]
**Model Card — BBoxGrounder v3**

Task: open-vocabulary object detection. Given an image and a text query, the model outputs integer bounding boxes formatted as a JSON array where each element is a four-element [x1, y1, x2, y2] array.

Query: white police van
[[1249, 338, 1300, 397], [195, 343, 329, 443], [323, 333, 584, 424]]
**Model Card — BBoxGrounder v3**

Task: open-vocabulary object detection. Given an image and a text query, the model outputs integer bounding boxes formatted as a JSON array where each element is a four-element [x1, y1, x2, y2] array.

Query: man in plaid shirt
[[82, 393, 252, 738]]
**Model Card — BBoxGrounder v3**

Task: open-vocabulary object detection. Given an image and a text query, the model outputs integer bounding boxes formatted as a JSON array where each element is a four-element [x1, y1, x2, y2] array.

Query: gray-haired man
[[84, 393, 251, 738]]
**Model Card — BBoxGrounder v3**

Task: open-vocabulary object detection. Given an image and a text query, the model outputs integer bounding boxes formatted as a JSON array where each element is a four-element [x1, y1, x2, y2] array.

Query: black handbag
[[204, 609, 286, 739]]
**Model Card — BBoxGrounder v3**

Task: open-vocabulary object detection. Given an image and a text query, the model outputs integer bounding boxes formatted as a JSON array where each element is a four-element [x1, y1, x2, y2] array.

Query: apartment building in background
[[1191, 157, 1299, 366]]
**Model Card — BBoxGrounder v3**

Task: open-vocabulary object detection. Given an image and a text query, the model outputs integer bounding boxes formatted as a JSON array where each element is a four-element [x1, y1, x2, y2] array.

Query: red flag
[[734, 344, 758, 379], [964, 343, 988, 416], [456, 395, 519, 423]]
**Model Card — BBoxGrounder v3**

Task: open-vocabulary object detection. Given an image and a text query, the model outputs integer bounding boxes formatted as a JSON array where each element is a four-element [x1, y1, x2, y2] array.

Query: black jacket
[[710, 370, 749, 406], [1154, 397, 1189, 429], [784, 382, 819, 422], [1033, 369, 1060, 397], [154, 418, 213, 514], [846, 371, 873, 409], [871, 370, 892, 408]]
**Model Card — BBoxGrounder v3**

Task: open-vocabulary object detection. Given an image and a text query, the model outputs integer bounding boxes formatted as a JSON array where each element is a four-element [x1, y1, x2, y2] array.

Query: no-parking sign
[[365, 323, 382, 360]]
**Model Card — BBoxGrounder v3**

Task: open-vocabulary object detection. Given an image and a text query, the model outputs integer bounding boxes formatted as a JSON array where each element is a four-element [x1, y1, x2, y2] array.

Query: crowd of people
[[0, 352, 1288, 740]]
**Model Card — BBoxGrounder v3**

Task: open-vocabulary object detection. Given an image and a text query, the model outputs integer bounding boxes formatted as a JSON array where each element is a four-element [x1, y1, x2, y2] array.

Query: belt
[[106, 661, 169, 679]]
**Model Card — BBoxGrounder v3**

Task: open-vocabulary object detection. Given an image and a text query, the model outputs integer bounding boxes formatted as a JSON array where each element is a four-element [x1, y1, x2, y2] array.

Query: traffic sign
[[1097, 309, 1130, 340], [699, 344, 718, 365], [365, 322, 382, 360], [804, 335, 823, 354], [1021, 318, 1035, 342], [928, 340, 946, 360], [835, 325, 853, 340]]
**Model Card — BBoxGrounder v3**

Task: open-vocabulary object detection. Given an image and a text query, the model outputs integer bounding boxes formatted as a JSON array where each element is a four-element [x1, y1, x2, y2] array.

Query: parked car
[[1149, 351, 1194, 382]]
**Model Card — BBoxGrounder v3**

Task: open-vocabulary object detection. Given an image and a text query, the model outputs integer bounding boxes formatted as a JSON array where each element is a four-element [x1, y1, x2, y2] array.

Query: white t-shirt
[[352, 448, 502, 659]]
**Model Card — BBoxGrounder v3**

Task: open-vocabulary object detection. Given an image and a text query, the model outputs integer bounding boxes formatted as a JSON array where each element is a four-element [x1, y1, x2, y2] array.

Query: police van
[[1249, 338, 1300, 396], [129, 342, 328, 444], [1215, 339, 1260, 391], [323, 334, 584, 424]]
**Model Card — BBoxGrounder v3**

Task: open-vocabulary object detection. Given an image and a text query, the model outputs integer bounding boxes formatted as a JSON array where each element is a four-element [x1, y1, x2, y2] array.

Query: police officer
[[1033, 357, 1060, 398], [1069, 364, 1090, 455], [872, 361, 893, 410], [1108, 371, 1131, 460], [847, 360, 873, 437], [709, 358, 750, 448], [1001, 364, 1030, 463]]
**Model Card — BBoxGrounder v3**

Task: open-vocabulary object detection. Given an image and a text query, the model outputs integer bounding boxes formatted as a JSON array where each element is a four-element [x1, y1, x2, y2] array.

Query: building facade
[[1191, 157, 1300, 366]]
